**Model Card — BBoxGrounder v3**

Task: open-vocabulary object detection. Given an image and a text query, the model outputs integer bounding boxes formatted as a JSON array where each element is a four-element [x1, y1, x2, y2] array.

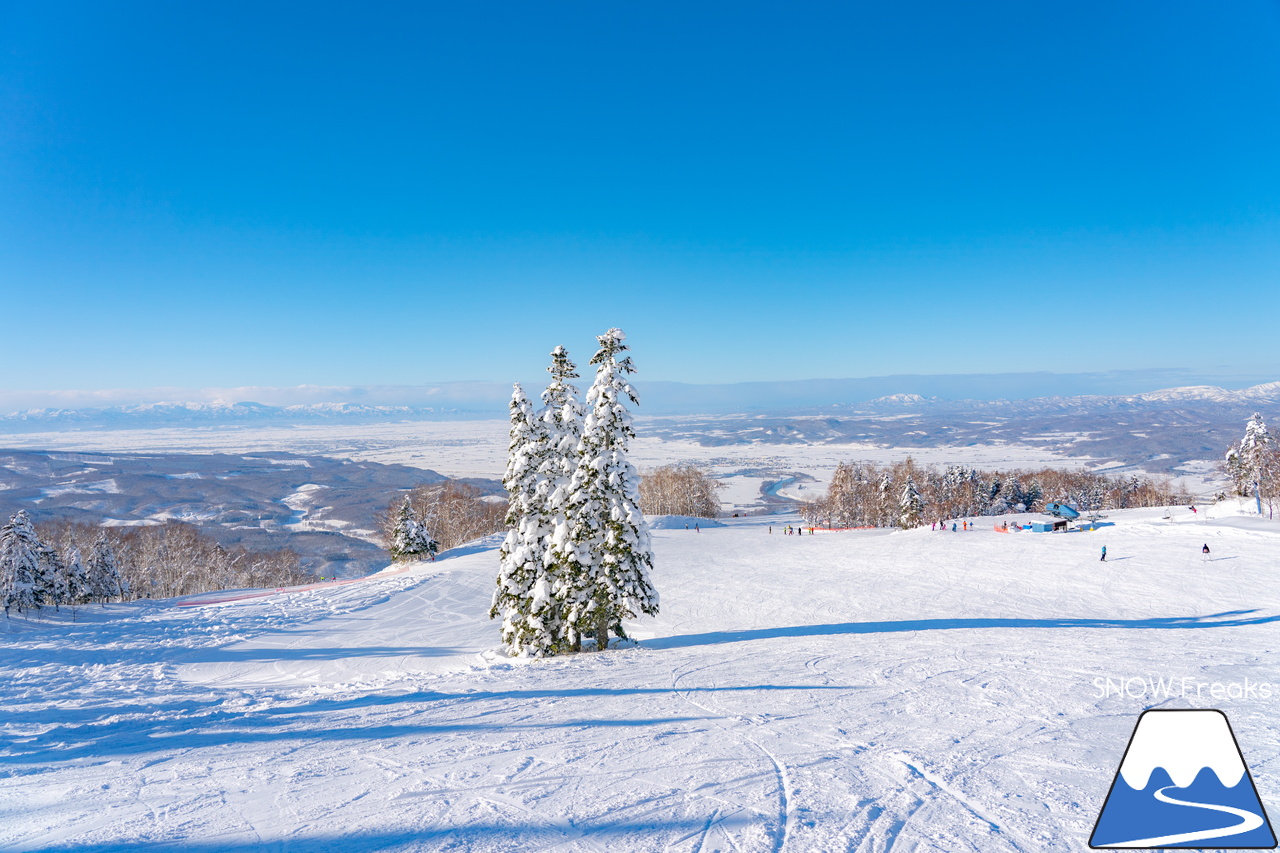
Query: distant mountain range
[[637, 381, 1280, 479], [0, 401, 456, 430], [1, 381, 1276, 433], [855, 381, 1280, 413], [2, 369, 1276, 421]]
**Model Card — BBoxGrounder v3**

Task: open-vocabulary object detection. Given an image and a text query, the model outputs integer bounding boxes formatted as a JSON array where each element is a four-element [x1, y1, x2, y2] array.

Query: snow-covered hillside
[[3, 506, 1279, 851]]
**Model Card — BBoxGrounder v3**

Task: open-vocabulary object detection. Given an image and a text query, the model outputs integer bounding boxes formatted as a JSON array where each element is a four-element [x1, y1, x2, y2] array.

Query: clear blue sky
[[3, 1, 1279, 391]]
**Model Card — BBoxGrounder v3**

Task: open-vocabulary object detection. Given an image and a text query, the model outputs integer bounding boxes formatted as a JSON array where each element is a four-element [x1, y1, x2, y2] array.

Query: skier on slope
[[1202, 543, 1210, 562], [1100, 545, 1107, 562]]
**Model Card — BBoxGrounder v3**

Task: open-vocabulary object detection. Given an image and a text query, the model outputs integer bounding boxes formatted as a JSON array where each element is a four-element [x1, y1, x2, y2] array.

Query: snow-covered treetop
[[507, 383, 534, 434], [589, 328, 635, 375], [547, 345, 579, 379], [1242, 412, 1272, 448], [579, 329, 641, 453], [543, 347, 581, 408], [587, 328, 638, 404], [3, 510, 36, 538]]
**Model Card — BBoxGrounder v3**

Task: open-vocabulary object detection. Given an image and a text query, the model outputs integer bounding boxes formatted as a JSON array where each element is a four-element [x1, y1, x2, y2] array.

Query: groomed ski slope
[[3, 507, 1279, 852]]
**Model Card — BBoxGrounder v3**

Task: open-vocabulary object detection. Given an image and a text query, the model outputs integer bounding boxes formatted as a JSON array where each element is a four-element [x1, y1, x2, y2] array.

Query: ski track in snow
[[2, 506, 1280, 851]]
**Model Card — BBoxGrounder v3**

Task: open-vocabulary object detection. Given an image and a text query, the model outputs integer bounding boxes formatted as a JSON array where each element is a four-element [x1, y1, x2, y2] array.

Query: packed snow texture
[[2, 503, 1278, 851]]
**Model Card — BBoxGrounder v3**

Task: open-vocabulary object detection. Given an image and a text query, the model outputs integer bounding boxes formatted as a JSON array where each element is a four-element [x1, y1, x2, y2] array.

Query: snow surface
[[3, 507, 1280, 851], [646, 515, 728, 530]]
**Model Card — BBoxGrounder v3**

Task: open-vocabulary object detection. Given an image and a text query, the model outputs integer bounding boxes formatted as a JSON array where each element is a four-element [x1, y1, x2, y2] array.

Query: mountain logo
[[1091, 709, 1277, 849]]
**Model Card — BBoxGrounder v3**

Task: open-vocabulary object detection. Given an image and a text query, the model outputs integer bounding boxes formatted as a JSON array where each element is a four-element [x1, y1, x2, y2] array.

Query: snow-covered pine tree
[[0, 511, 44, 616], [417, 520, 440, 561], [389, 496, 417, 561], [490, 383, 558, 656], [1004, 476, 1026, 512], [43, 539, 68, 611], [1240, 413, 1274, 461], [389, 496, 439, 562], [64, 543, 91, 614], [937, 465, 962, 517], [539, 346, 586, 651], [898, 475, 925, 529], [1233, 413, 1278, 515], [876, 472, 894, 527], [969, 469, 990, 517], [87, 531, 125, 605], [562, 329, 658, 651], [1024, 479, 1044, 514], [1224, 446, 1248, 496]]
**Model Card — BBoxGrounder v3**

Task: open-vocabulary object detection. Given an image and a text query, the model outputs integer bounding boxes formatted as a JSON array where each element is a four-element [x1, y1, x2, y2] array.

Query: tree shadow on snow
[[0, 682, 856, 766], [0, 715, 715, 766], [31, 817, 752, 853], [644, 609, 1280, 651], [0, 645, 466, 670]]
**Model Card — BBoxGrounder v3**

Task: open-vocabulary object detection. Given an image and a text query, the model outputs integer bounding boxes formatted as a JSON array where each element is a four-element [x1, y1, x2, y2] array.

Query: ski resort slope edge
[[3, 507, 1280, 852]]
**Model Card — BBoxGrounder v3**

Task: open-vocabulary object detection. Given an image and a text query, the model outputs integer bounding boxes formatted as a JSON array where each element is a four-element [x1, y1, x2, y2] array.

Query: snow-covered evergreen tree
[[1004, 476, 1027, 512], [63, 543, 91, 613], [539, 346, 586, 651], [1024, 478, 1044, 514], [1240, 413, 1274, 461], [389, 496, 439, 562], [1, 511, 44, 616], [876, 472, 894, 527], [87, 532, 125, 605], [969, 469, 991, 516], [1228, 413, 1278, 514], [490, 383, 558, 656], [560, 329, 658, 651], [44, 540, 69, 610], [1225, 446, 1248, 496], [388, 497, 417, 560], [898, 476, 925, 529]]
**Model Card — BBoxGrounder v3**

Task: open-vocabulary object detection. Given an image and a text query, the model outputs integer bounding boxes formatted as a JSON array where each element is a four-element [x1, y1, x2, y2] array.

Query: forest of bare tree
[[638, 465, 723, 518], [36, 520, 314, 600], [799, 459, 1189, 529]]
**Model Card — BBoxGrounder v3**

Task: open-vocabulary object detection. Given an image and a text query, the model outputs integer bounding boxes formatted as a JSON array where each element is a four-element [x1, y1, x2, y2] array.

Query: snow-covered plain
[[0, 421, 1096, 514], [4, 503, 1279, 851]]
